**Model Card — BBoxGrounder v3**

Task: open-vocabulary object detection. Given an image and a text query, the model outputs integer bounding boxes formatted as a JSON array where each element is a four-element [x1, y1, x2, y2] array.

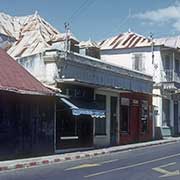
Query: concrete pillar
[[153, 95, 162, 127], [172, 51, 175, 81], [170, 99, 174, 128], [152, 106, 156, 139], [106, 95, 111, 144]]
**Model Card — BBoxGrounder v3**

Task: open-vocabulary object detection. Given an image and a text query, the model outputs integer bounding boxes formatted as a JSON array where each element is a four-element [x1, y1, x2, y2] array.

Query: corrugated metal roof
[[0, 48, 53, 95], [79, 39, 100, 48], [100, 32, 180, 50], [100, 32, 152, 50], [6, 12, 61, 58], [0, 12, 78, 58], [155, 36, 180, 49], [0, 12, 27, 39]]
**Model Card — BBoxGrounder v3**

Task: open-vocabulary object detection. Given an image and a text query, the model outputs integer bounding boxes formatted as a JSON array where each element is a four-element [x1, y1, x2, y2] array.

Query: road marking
[[100, 159, 119, 164], [152, 162, 180, 178], [84, 153, 180, 178], [66, 164, 100, 170], [65, 159, 119, 171]]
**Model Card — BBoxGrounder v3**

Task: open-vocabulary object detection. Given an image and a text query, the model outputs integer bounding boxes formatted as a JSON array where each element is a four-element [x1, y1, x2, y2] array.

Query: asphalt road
[[1, 142, 180, 180]]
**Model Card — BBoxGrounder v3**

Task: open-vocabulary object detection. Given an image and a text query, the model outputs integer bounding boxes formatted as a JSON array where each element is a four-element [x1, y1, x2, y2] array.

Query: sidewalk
[[0, 137, 180, 172]]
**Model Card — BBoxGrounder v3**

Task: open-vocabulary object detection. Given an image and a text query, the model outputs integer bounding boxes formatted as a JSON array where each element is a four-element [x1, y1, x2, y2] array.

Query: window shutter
[[132, 54, 145, 72]]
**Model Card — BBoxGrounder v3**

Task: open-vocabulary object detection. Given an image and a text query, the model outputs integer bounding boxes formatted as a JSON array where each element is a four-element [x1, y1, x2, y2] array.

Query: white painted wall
[[45, 62, 59, 84], [18, 54, 46, 82], [18, 53, 58, 85], [101, 48, 162, 83], [101, 53, 132, 70], [152, 89, 162, 127]]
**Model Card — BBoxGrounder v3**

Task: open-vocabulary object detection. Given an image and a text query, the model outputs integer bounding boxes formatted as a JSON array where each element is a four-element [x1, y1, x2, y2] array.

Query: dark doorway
[[132, 105, 140, 142], [78, 115, 93, 147], [110, 96, 118, 145], [162, 99, 170, 126], [56, 105, 93, 149]]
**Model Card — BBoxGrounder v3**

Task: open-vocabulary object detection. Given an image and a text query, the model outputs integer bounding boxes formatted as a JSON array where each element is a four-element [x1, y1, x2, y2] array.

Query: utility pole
[[150, 32, 154, 64], [64, 22, 70, 52], [60, 22, 70, 79]]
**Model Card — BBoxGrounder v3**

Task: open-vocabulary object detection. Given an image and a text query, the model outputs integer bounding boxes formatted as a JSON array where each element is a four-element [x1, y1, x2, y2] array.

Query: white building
[[100, 31, 180, 138]]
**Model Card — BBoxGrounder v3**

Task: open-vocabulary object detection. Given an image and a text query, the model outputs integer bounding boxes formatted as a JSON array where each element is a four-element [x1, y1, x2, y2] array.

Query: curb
[[0, 150, 108, 173], [0, 138, 180, 173], [108, 139, 180, 153]]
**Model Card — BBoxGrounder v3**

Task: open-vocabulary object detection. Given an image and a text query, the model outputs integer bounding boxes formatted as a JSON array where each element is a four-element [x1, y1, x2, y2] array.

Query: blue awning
[[60, 98, 105, 118]]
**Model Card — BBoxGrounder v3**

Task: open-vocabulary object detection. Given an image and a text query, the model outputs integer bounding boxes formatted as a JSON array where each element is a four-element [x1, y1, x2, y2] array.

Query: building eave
[[0, 87, 54, 96]]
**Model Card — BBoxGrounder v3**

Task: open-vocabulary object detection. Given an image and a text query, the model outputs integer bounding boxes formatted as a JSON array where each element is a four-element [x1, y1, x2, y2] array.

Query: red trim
[[119, 92, 152, 145]]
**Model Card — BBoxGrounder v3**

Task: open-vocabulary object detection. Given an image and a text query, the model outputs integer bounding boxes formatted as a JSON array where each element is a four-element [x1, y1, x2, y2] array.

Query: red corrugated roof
[[100, 32, 152, 50], [100, 32, 180, 50], [0, 48, 53, 95]]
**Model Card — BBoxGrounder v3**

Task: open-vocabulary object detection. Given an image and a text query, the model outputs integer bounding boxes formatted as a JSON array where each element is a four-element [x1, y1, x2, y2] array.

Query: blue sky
[[0, 0, 179, 41]]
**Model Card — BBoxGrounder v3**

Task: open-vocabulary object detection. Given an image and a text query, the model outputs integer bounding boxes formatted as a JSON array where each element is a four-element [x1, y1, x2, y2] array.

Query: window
[[141, 100, 148, 133], [80, 48, 86, 56], [132, 54, 145, 72], [95, 94, 106, 135], [120, 98, 130, 133], [164, 55, 171, 69]]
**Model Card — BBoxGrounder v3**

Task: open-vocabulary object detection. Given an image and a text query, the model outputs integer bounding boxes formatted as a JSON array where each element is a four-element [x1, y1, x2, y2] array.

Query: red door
[[131, 105, 140, 142]]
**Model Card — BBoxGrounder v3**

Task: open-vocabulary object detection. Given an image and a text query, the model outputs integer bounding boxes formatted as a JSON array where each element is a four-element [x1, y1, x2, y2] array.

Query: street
[[1, 142, 180, 180]]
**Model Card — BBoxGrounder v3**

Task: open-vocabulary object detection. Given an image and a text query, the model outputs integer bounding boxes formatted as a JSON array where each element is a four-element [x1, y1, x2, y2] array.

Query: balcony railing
[[161, 69, 180, 82]]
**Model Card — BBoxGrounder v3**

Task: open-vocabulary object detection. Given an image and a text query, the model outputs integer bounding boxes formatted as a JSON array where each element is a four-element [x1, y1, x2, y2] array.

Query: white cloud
[[134, 2, 180, 31]]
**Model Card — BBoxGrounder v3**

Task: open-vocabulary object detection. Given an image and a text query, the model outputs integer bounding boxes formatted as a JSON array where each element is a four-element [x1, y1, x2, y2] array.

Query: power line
[[113, 8, 132, 33], [100, 8, 132, 40], [67, 0, 90, 22], [66, 0, 96, 23]]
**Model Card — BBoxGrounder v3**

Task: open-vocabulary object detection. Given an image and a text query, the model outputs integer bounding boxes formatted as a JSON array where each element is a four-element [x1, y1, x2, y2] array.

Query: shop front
[[119, 92, 153, 145], [55, 84, 105, 150]]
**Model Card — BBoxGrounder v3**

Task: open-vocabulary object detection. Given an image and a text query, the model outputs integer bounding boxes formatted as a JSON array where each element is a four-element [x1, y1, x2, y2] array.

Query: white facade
[[101, 47, 162, 83], [101, 45, 180, 137], [18, 53, 59, 85]]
